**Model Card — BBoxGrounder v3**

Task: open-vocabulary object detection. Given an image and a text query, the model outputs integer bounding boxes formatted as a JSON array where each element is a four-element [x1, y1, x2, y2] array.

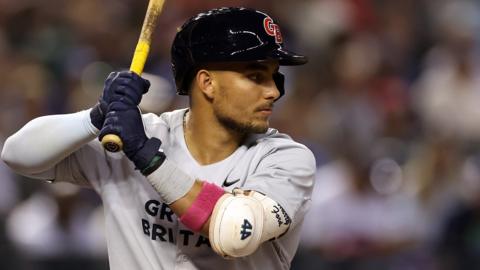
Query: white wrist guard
[[146, 159, 196, 204], [209, 189, 291, 258]]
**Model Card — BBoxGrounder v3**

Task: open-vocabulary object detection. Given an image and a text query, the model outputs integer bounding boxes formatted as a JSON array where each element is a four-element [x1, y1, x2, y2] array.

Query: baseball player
[[1, 7, 315, 270]]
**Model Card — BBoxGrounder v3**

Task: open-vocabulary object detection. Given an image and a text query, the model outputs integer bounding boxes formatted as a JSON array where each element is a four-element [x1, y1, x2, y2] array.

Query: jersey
[[54, 108, 316, 270]]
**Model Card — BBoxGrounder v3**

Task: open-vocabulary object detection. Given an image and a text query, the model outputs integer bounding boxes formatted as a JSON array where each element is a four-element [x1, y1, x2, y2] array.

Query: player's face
[[209, 61, 281, 134]]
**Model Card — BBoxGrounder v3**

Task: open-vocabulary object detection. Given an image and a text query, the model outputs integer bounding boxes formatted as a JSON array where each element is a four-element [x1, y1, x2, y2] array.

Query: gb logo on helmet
[[263, 17, 283, 44]]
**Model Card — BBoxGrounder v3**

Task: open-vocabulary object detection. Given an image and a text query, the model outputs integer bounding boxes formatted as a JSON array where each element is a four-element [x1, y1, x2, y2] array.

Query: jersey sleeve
[[242, 139, 316, 227], [54, 140, 107, 191]]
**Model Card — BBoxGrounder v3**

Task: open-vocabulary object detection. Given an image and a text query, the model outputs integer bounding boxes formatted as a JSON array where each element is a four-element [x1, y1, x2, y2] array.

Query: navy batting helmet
[[171, 7, 307, 95]]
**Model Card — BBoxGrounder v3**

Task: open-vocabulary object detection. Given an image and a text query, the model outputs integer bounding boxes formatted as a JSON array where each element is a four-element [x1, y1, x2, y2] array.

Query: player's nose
[[263, 82, 280, 100]]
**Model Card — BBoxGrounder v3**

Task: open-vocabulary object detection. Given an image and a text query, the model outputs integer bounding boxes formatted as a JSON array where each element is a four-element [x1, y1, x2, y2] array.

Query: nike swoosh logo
[[222, 178, 240, 187]]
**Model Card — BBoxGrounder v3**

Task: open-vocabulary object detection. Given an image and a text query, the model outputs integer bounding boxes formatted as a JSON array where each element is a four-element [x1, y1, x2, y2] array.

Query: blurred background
[[1, 0, 480, 269]]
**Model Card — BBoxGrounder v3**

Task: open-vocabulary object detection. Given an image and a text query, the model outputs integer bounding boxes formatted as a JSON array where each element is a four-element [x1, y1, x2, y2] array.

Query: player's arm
[[154, 173, 291, 258], [1, 110, 98, 177], [166, 179, 293, 257]]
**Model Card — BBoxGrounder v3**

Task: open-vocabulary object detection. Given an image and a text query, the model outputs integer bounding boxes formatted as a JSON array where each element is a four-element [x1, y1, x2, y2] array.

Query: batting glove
[[90, 71, 150, 130], [97, 71, 163, 174], [99, 101, 163, 174]]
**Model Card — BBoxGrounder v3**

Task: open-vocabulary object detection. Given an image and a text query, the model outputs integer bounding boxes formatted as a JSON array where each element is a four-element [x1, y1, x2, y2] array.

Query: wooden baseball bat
[[101, 0, 166, 152]]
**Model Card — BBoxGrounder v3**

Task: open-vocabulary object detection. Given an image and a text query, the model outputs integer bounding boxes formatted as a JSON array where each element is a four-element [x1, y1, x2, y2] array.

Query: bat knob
[[101, 134, 123, 152]]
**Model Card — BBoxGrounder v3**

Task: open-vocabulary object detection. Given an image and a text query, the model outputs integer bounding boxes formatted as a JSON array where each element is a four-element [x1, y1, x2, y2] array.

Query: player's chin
[[250, 119, 270, 133]]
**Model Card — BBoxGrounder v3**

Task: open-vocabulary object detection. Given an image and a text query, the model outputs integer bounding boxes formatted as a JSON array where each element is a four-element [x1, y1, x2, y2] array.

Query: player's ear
[[195, 69, 215, 99]]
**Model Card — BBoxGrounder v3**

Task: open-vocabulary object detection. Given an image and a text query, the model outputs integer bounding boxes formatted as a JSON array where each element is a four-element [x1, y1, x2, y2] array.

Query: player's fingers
[[99, 111, 121, 140], [113, 86, 143, 105], [107, 100, 133, 112], [99, 123, 121, 142]]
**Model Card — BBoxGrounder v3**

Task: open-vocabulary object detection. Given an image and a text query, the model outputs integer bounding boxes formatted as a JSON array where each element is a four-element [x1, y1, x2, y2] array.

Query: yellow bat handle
[[101, 0, 165, 152]]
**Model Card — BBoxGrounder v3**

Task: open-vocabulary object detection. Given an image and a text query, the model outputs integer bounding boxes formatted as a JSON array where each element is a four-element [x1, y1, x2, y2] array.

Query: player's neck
[[183, 109, 244, 166]]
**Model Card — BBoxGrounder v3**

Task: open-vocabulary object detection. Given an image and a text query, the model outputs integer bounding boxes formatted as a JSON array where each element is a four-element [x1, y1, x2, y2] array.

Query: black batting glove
[[99, 101, 163, 173], [90, 71, 150, 130], [96, 71, 164, 174]]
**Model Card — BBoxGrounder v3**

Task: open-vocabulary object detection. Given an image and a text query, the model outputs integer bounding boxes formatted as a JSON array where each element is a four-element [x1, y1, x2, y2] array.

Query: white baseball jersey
[[51, 108, 315, 270]]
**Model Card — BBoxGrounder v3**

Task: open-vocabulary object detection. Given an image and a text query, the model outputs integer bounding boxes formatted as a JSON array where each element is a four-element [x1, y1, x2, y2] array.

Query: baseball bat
[[101, 0, 166, 152]]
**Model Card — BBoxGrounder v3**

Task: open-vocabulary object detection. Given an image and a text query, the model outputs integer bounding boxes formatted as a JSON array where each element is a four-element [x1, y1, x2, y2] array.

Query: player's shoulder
[[141, 108, 186, 126], [248, 129, 316, 166], [249, 128, 308, 150], [141, 108, 186, 134]]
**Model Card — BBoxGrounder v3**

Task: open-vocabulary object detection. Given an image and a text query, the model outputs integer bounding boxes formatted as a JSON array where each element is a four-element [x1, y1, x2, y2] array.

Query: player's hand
[[99, 101, 162, 172], [90, 71, 150, 130]]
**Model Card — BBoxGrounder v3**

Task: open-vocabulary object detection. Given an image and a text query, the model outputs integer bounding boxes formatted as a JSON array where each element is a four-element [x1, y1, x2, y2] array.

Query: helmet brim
[[269, 47, 308, 66]]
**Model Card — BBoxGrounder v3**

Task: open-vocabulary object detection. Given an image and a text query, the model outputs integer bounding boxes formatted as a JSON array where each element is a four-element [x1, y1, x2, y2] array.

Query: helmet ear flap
[[273, 72, 285, 100]]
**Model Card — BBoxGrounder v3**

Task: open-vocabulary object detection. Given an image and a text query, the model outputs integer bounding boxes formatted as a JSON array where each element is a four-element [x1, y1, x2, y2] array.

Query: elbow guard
[[209, 189, 291, 258]]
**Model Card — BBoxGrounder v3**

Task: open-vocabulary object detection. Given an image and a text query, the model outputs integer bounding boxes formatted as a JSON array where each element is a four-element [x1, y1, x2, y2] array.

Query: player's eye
[[246, 72, 266, 83]]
